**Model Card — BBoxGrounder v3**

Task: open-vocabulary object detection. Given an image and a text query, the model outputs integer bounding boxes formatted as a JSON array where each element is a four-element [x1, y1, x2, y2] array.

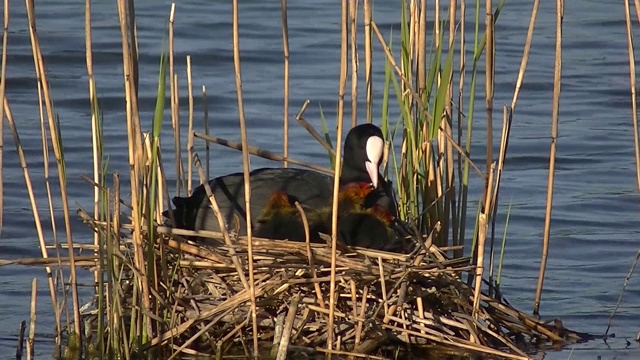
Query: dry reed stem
[[295, 100, 336, 156], [626, 0, 640, 190], [489, 107, 512, 280], [473, 162, 495, 321], [363, 0, 372, 123], [156, 140, 167, 221], [16, 321, 26, 359], [193, 132, 333, 174], [192, 153, 249, 290], [327, 0, 349, 352], [233, 3, 260, 351], [445, 0, 456, 249], [187, 55, 194, 194], [25, 0, 82, 339], [167, 307, 236, 360], [33, 6, 64, 334], [0, 0, 7, 232], [126, 0, 139, 97], [349, 0, 358, 128], [169, 4, 184, 196], [116, 0, 150, 338], [510, 0, 539, 111], [27, 278, 37, 360], [455, 0, 466, 260], [281, 0, 289, 167], [276, 294, 300, 360], [485, 0, 495, 194], [535, 0, 563, 315], [295, 202, 326, 309], [611, 0, 640, 319], [605, 249, 640, 337], [84, 0, 102, 295], [202, 85, 210, 180], [271, 313, 285, 357]]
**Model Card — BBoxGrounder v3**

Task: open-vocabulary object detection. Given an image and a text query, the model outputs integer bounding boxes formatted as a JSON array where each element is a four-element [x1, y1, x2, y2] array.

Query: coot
[[168, 167, 332, 234], [167, 123, 401, 241]]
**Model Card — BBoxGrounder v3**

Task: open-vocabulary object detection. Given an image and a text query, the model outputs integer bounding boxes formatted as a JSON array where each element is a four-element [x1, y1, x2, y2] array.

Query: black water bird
[[167, 123, 408, 251], [168, 167, 332, 234]]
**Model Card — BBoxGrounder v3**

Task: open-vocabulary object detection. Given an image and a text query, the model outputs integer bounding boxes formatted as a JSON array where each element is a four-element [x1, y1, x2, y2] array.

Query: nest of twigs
[[79, 210, 593, 359]]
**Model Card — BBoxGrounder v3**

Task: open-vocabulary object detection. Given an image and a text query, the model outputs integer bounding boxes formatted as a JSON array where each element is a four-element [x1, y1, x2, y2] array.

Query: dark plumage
[[168, 167, 332, 235], [254, 191, 322, 242], [167, 123, 409, 251]]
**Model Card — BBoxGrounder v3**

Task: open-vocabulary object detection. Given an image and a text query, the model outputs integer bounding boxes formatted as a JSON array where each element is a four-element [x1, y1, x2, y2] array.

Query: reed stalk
[[488, 2, 538, 279], [230, 0, 258, 356], [459, 0, 482, 262], [187, 55, 194, 194], [488, 107, 511, 286], [472, 153, 491, 312], [202, 85, 210, 180], [27, 278, 37, 360], [327, 0, 348, 352], [3, 97, 61, 347], [485, 0, 494, 196], [295, 100, 336, 156], [363, 0, 372, 123], [455, 0, 466, 259], [116, 0, 150, 341], [83, 6, 106, 349], [281, 0, 289, 167], [194, 132, 332, 174], [349, 0, 358, 128], [0, 0, 7, 232], [126, 0, 139, 97], [25, 0, 82, 341], [442, 0, 456, 247], [534, 0, 563, 315], [510, 0, 539, 111], [146, 15, 170, 348], [626, 0, 640, 190], [169, 4, 184, 197], [605, 249, 640, 337], [16, 321, 26, 360], [36, 25, 65, 343]]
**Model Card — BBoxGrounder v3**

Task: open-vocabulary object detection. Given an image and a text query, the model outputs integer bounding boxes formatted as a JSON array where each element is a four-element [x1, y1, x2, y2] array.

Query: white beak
[[365, 161, 379, 188], [365, 136, 384, 188]]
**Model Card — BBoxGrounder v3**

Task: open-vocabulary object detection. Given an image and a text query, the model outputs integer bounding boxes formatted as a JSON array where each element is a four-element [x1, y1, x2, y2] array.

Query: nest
[[79, 209, 593, 359]]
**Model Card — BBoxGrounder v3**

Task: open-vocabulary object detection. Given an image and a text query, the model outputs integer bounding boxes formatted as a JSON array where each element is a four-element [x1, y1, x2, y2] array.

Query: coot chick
[[252, 184, 403, 251], [334, 182, 411, 252], [253, 191, 323, 242]]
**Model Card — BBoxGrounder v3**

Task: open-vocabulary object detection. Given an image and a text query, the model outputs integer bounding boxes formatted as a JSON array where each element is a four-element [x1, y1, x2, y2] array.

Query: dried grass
[[75, 209, 592, 359]]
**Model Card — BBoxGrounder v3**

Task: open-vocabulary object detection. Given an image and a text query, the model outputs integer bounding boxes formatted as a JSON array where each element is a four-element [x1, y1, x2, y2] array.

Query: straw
[[534, 0, 563, 315]]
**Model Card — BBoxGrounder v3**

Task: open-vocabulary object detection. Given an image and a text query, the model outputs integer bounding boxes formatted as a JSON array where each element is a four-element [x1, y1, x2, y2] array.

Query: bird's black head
[[341, 123, 385, 187]]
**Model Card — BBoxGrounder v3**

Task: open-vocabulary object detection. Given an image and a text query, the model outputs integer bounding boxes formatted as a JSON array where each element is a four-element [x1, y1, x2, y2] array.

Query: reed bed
[[1, 0, 607, 358]]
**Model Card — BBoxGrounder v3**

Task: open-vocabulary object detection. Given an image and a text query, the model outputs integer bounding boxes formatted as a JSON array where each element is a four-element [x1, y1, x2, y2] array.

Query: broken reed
[[0, 0, 575, 358]]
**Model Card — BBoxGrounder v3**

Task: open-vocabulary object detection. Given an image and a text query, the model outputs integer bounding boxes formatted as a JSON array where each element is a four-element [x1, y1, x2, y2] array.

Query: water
[[1, 0, 639, 359]]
